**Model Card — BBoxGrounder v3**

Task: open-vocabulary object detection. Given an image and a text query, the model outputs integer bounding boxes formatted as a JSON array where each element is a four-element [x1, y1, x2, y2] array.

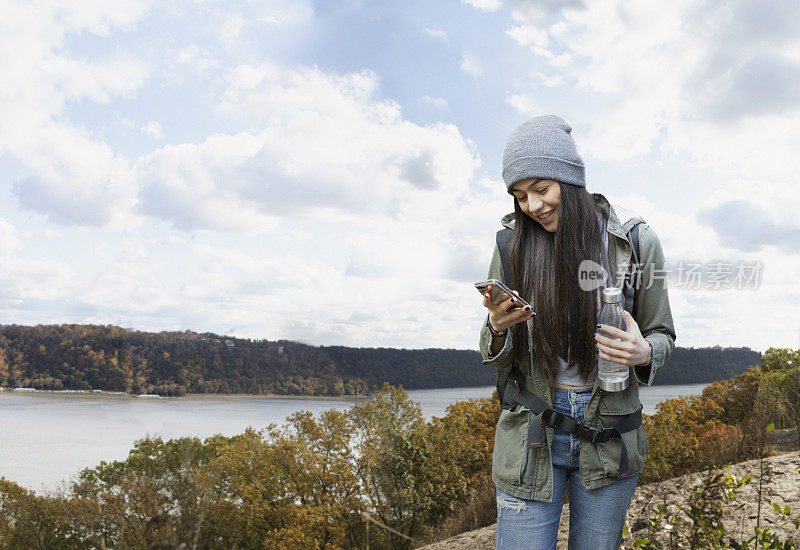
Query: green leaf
[[785, 506, 792, 516], [767, 422, 775, 432], [774, 502, 782, 512]]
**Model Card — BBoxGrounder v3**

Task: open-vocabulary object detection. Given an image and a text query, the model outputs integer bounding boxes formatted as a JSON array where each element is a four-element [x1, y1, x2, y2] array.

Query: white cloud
[[460, 52, 484, 77], [123, 57, 498, 346], [505, 93, 541, 117], [11, 124, 137, 227], [0, 1, 149, 228], [220, 14, 246, 49], [0, 254, 79, 314], [51, 0, 149, 35], [176, 44, 219, 72], [30, 53, 148, 108], [0, 2, 148, 129], [133, 134, 280, 232], [538, 73, 564, 87], [7, 0, 795, 353], [0, 219, 23, 255], [422, 95, 450, 109], [0, 185, 510, 347], [141, 121, 163, 139], [0, 1, 501, 348], [202, 1, 315, 54], [130, 61, 479, 231], [424, 28, 449, 41], [506, 24, 548, 48], [461, 0, 501, 12], [503, 0, 800, 174], [505, 0, 586, 25], [0, 232, 195, 331], [260, 0, 314, 25]]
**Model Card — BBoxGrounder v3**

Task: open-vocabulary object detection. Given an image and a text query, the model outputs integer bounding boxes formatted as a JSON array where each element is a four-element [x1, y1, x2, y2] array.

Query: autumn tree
[[70, 435, 231, 549]]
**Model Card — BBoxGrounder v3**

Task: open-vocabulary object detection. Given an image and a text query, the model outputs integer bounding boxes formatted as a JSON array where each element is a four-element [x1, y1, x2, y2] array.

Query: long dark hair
[[509, 185, 609, 387]]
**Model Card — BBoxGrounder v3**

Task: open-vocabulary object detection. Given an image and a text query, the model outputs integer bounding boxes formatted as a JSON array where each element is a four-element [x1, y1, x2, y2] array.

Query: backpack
[[494, 221, 643, 406]]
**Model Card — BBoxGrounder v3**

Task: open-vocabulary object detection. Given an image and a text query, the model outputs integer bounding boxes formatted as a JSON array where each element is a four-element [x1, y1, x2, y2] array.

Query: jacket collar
[[499, 193, 645, 242], [593, 193, 645, 241]]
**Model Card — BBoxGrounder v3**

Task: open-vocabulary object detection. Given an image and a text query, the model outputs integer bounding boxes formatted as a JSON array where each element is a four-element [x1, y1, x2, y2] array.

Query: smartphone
[[474, 279, 533, 310]]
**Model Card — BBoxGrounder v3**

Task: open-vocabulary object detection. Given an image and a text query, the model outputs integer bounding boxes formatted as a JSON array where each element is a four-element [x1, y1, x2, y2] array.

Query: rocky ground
[[419, 450, 800, 549]]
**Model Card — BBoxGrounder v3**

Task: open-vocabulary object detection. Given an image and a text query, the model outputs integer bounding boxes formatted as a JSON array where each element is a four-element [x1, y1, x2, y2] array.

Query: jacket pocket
[[595, 390, 648, 477], [492, 406, 532, 486]]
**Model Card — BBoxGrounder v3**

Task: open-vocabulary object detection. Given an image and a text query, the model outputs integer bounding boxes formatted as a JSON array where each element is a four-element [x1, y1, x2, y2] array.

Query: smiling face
[[510, 178, 562, 233]]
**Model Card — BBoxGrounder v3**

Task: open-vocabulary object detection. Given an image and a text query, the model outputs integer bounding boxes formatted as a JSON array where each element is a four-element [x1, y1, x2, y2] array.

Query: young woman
[[479, 115, 676, 549]]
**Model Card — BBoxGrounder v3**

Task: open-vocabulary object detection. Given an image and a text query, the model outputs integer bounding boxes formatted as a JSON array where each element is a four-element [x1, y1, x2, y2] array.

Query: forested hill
[[0, 324, 760, 396], [650, 346, 761, 385]]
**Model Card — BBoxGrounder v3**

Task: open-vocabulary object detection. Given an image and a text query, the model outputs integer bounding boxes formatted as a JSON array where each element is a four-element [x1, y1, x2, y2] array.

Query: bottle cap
[[602, 287, 622, 304]]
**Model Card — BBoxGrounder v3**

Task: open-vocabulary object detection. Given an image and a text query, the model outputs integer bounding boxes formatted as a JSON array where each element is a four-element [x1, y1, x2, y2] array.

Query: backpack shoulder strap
[[494, 227, 515, 408], [623, 222, 643, 317], [496, 228, 513, 284]]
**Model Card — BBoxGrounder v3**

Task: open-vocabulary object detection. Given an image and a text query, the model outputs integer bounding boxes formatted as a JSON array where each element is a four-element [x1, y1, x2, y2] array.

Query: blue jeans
[[495, 386, 639, 550]]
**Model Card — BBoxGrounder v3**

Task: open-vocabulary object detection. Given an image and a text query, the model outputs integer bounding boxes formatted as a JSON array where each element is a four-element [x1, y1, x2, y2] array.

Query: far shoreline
[[0, 383, 709, 403], [0, 387, 372, 401]]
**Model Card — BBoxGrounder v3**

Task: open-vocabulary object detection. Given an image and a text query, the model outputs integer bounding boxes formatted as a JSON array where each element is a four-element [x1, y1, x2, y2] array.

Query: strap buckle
[[546, 410, 564, 428], [500, 377, 519, 410], [577, 424, 604, 444]]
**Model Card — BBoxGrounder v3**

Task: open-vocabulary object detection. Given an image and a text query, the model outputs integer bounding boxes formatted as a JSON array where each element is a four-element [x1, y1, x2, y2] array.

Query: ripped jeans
[[495, 386, 639, 550]]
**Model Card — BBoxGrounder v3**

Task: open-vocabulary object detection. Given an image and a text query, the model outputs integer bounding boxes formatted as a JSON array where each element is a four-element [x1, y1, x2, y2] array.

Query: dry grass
[[417, 476, 497, 547]]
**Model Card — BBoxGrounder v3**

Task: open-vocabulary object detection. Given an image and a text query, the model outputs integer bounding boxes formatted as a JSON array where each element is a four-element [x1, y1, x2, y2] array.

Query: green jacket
[[479, 193, 676, 501]]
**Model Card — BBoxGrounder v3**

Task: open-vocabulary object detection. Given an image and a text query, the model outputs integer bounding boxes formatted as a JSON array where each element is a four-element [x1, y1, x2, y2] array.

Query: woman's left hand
[[595, 310, 651, 366]]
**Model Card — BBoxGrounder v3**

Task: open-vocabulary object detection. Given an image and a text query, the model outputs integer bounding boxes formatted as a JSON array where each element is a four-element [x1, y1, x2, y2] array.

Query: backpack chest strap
[[504, 377, 642, 479]]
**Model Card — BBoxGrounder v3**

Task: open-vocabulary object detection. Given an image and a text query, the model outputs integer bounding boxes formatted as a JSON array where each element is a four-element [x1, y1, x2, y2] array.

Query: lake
[[0, 383, 707, 492]]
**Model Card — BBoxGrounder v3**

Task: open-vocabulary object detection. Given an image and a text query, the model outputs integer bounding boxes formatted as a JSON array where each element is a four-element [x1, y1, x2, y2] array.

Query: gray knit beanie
[[501, 115, 586, 190]]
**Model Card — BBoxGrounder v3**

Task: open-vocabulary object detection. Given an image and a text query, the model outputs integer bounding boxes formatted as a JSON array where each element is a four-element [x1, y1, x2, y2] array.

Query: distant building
[[224, 340, 235, 348]]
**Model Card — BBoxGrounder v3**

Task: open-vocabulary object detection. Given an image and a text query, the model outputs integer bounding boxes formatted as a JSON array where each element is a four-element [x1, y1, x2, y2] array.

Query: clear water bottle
[[597, 287, 629, 391]]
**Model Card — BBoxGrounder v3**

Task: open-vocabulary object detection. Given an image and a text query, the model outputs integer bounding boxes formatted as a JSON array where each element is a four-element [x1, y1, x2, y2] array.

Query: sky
[[1, 0, 799, 353]]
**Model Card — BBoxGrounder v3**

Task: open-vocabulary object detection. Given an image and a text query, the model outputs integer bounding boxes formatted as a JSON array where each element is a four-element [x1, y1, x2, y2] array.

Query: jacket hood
[[499, 193, 645, 240], [500, 212, 515, 230]]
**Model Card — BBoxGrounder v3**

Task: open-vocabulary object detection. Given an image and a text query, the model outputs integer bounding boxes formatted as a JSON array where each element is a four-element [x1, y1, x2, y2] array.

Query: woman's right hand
[[482, 284, 534, 333]]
